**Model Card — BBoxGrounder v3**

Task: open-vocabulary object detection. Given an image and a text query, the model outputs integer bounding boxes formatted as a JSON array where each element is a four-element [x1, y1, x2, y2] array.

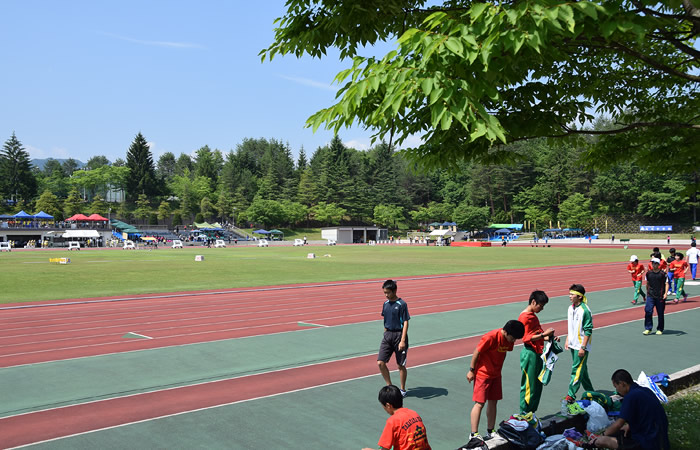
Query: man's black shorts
[[378, 330, 408, 366]]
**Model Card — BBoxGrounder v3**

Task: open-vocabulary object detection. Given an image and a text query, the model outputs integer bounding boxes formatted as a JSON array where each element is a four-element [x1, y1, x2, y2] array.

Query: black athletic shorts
[[613, 431, 643, 449], [378, 330, 408, 366]]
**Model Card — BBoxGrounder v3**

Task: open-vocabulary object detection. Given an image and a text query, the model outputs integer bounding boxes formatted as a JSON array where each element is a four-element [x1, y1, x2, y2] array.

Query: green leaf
[[440, 112, 453, 130], [470, 3, 489, 23], [445, 37, 464, 56], [421, 78, 433, 96]]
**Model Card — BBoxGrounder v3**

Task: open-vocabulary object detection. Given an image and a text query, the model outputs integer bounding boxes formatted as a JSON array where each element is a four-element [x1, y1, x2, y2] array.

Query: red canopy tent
[[86, 213, 108, 221], [66, 214, 90, 221]]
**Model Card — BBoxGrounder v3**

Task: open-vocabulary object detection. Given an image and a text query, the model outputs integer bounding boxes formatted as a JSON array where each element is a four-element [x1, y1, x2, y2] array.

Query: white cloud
[[279, 75, 337, 92], [343, 138, 371, 150], [25, 145, 71, 160], [101, 32, 205, 49], [398, 134, 425, 149]]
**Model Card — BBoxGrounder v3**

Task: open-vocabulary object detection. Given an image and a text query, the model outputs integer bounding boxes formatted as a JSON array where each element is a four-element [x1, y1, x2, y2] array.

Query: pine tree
[[0, 133, 37, 202], [125, 133, 158, 202], [63, 187, 85, 217]]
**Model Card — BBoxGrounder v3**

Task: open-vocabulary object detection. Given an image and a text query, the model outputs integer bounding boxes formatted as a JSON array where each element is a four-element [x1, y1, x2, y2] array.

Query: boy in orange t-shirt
[[627, 255, 646, 304], [668, 252, 689, 302], [466, 320, 525, 443], [363, 385, 431, 450]]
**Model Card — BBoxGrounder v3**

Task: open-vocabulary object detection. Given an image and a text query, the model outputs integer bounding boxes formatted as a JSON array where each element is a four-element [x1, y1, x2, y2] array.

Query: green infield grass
[[0, 245, 634, 303]]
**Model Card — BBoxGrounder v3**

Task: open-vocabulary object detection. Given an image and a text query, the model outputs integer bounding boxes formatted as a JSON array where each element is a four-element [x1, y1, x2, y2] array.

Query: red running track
[[1, 262, 692, 447], [0, 262, 631, 368]]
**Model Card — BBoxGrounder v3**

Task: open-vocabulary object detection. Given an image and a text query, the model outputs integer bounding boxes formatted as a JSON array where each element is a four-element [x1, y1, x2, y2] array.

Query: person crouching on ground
[[587, 369, 669, 449], [466, 319, 525, 443], [362, 385, 431, 450], [377, 280, 410, 397], [519, 290, 557, 414]]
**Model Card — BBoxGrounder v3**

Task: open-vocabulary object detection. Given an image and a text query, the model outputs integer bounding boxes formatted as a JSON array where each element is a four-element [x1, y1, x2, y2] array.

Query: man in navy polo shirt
[[377, 279, 411, 397], [589, 369, 669, 449]]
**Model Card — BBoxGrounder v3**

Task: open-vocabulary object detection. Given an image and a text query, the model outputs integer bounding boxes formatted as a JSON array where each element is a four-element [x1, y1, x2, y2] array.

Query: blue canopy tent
[[253, 229, 270, 235], [494, 228, 512, 234], [13, 210, 33, 219], [34, 211, 54, 220]]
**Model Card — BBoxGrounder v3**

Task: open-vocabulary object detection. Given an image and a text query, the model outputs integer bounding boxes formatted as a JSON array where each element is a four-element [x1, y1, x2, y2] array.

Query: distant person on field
[[588, 369, 669, 450], [518, 290, 557, 414], [377, 280, 410, 397], [643, 258, 668, 335], [627, 255, 646, 305], [665, 248, 677, 296], [668, 252, 689, 302], [686, 241, 699, 280], [362, 385, 431, 450], [564, 284, 594, 402], [466, 320, 525, 443]]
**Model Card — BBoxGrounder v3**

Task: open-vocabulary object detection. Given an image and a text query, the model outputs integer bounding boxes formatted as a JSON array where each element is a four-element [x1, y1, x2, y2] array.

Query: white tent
[[429, 229, 455, 237], [62, 230, 100, 238]]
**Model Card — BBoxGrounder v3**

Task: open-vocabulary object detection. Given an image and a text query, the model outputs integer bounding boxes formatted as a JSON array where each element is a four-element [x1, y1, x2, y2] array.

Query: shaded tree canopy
[[0, 133, 37, 202], [262, 0, 699, 176], [125, 132, 158, 201]]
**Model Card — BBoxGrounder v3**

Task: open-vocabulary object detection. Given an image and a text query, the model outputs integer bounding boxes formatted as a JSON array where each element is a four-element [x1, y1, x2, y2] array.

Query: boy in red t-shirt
[[466, 320, 525, 443], [363, 385, 431, 450], [627, 255, 646, 304], [668, 252, 689, 303]]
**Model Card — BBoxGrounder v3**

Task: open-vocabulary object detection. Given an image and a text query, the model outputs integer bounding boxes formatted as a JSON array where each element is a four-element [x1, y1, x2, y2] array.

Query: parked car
[[293, 239, 304, 246], [68, 242, 81, 251], [257, 239, 269, 247], [123, 240, 136, 250], [0, 242, 11, 252], [327, 239, 336, 246], [172, 239, 183, 249], [214, 239, 226, 248]]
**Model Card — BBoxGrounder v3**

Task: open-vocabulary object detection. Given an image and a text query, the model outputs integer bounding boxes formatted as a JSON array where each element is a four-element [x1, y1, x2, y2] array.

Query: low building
[[321, 226, 388, 244]]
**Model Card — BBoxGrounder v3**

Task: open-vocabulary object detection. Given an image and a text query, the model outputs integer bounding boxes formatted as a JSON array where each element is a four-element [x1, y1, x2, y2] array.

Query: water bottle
[[561, 398, 569, 415]]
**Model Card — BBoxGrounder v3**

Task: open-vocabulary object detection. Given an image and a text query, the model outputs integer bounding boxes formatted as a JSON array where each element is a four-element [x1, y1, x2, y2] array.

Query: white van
[[68, 242, 81, 251], [0, 242, 11, 252], [257, 239, 269, 247], [172, 239, 183, 249], [293, 239, 304, 246], [123, 240, 136, 250], [214, 239, 226, 248]]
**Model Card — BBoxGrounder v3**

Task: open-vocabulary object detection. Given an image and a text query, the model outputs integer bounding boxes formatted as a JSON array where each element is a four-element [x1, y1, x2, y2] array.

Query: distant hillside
[[31, 159, 85, 171]]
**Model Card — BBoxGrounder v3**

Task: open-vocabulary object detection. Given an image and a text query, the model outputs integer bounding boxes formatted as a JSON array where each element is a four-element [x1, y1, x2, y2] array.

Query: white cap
[[651, 257, 661, 264], [630, 255, 638, 261]]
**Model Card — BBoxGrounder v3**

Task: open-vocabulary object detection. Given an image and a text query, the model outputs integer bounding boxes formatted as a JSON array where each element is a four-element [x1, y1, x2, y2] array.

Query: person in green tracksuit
[[564, 284, 594, 402], [518, 290, 557, 414]]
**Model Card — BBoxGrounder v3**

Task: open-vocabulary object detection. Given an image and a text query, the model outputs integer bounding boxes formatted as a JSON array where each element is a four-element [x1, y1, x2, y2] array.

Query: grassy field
[[0, 245, 636, 304], [667, 391, 700, 449]]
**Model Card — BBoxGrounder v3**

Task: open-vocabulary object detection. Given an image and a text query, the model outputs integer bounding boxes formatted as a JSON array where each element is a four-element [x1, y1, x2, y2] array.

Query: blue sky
[[0, 1, 397, 163]]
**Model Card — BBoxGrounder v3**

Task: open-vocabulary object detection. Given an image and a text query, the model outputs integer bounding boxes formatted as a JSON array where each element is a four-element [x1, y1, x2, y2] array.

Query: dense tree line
[[0, 131, 696, 232]]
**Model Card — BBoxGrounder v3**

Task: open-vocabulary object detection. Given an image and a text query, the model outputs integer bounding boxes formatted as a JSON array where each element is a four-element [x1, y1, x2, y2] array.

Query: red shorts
[[472, 376, 502, 403]]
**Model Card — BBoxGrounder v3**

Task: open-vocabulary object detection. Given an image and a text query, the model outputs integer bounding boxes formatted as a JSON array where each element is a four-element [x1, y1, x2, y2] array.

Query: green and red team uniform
[[377, 407, 431, 450], [647, 258, 667, 272], [668, 260, 689, 301], [566, 302, 594, 398], [627, 262, 646, 304], [518, 311, 545, 413]]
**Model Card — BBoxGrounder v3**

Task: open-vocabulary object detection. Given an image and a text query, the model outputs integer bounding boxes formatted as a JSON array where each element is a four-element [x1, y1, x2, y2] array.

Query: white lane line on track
[[0, 261, 625, 311], [10, 306, 699, 449]]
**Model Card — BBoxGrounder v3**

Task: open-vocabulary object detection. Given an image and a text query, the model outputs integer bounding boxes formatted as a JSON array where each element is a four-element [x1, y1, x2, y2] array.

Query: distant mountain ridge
[[31, 158, 85, 170]]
